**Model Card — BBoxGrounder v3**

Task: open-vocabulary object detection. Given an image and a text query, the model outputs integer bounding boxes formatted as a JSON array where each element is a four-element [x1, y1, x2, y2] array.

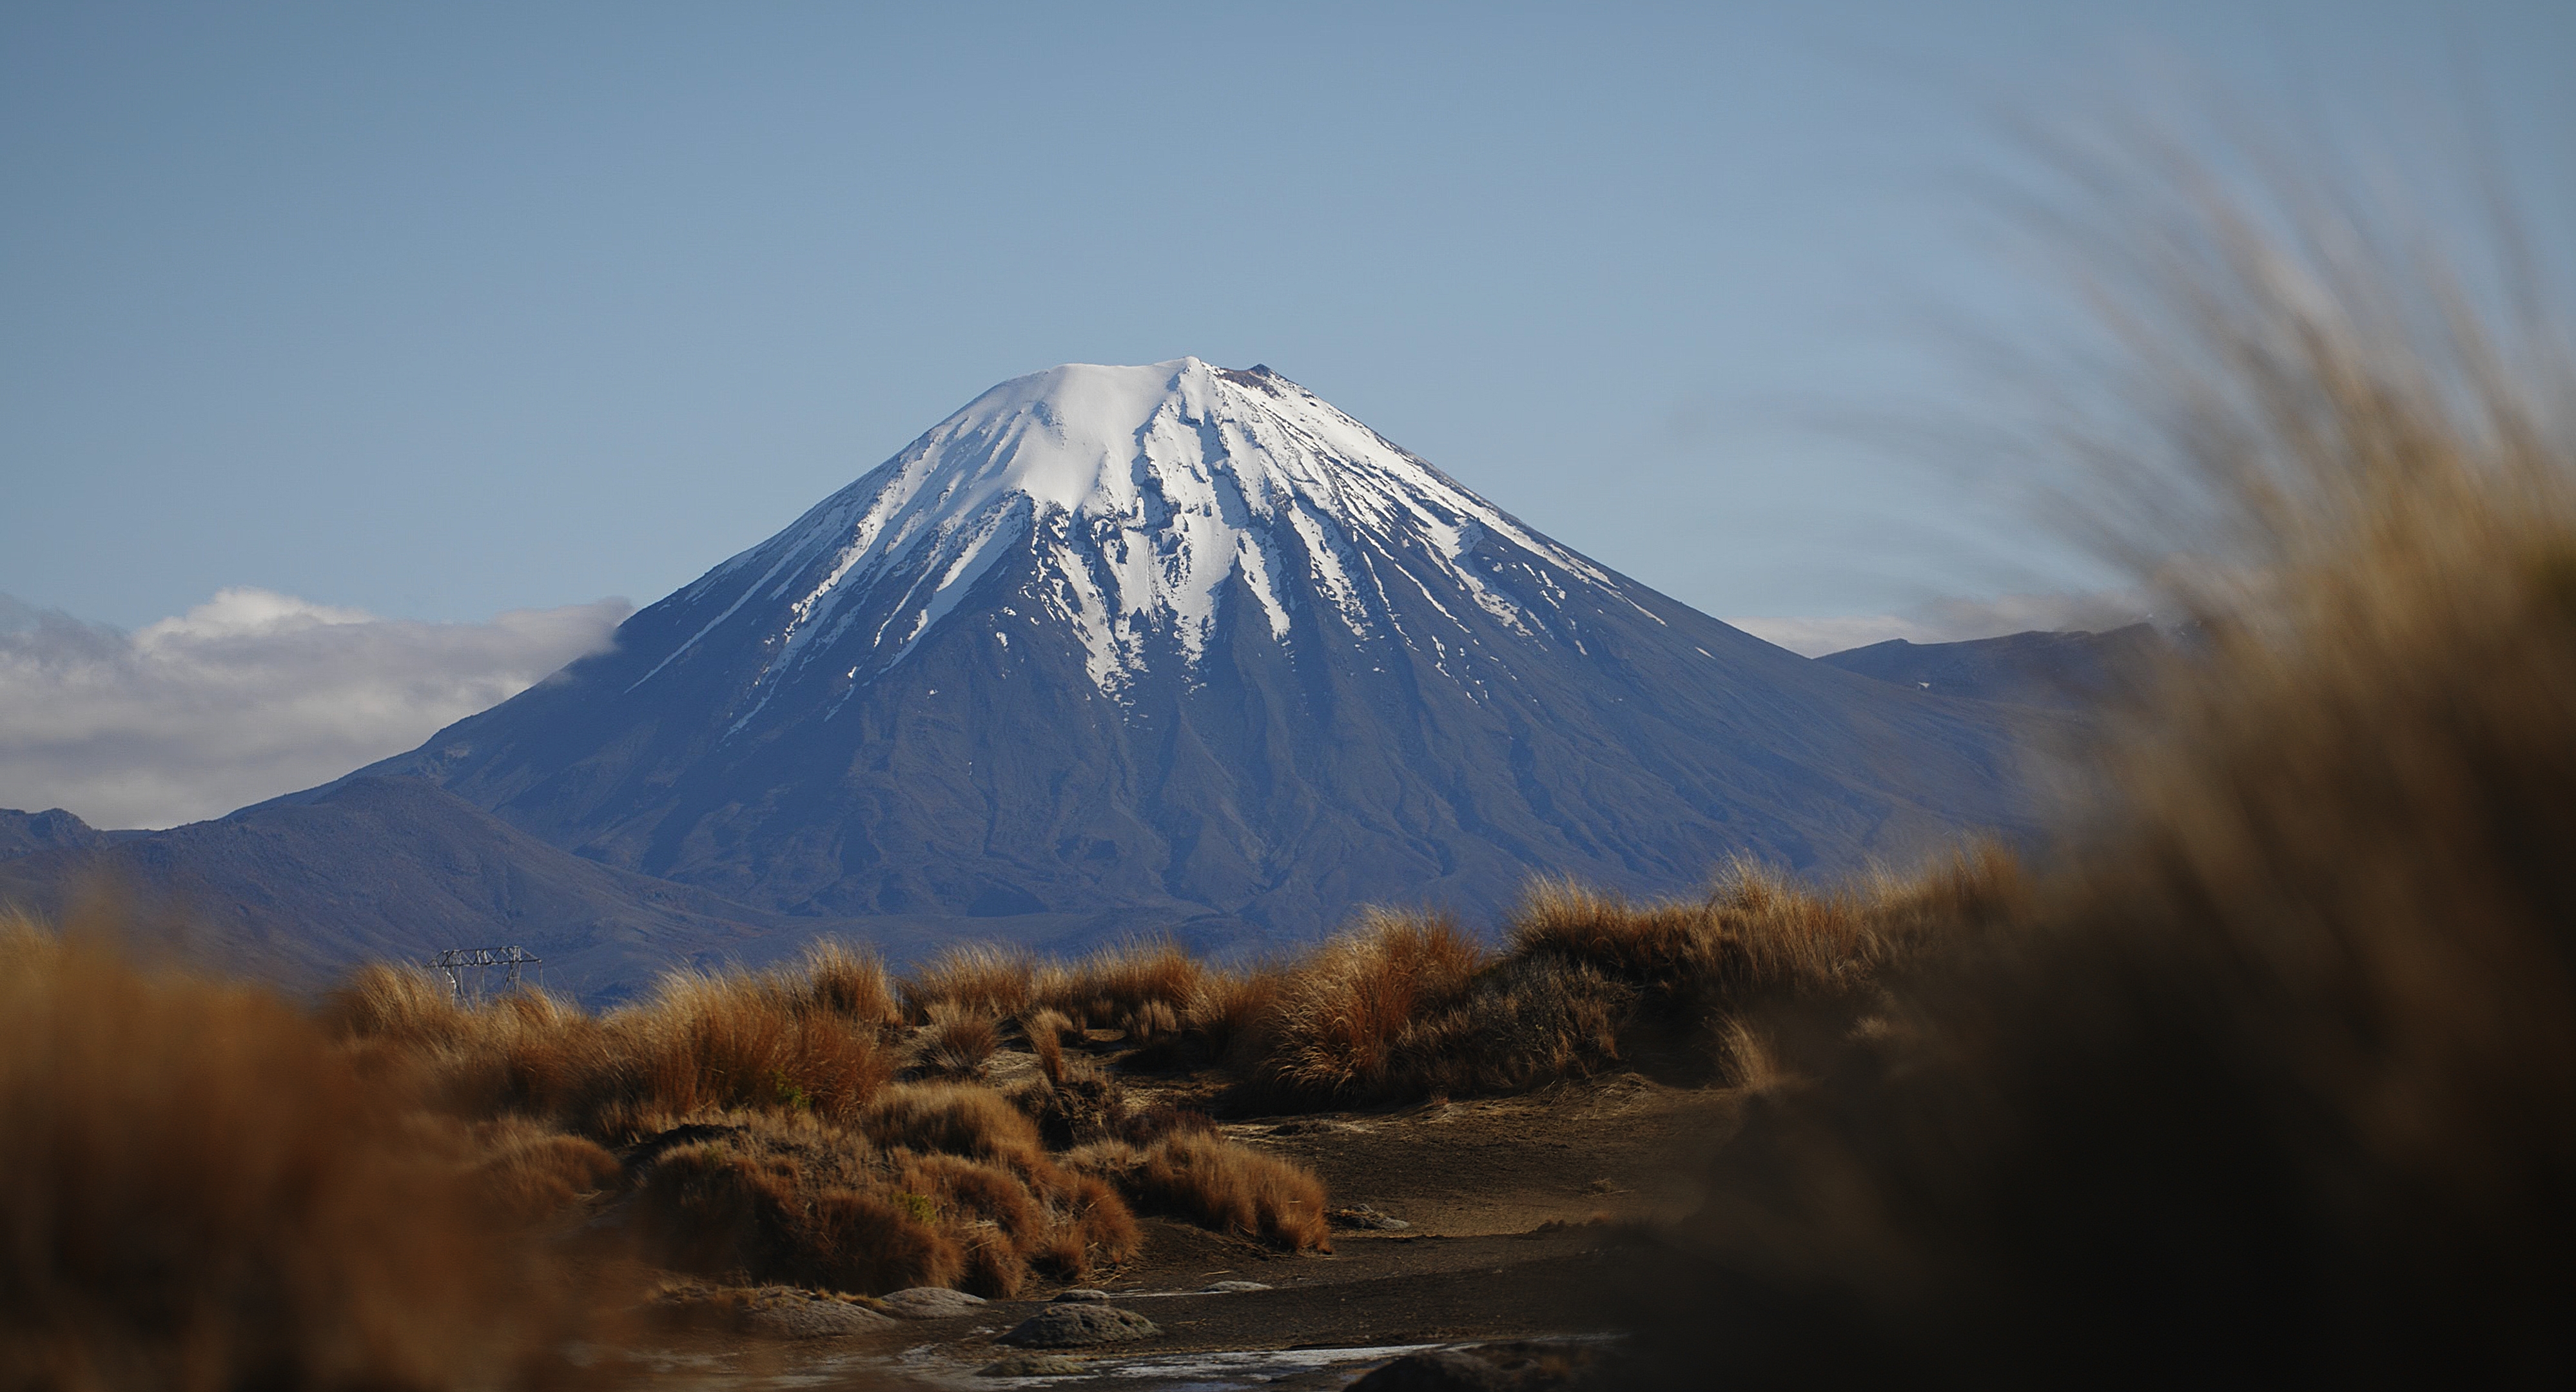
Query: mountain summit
[[333, 358, 2044, 947], [658, 358, 1645, 706]]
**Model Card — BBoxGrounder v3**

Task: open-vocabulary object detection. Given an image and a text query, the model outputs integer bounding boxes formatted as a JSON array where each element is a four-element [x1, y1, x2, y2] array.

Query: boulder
[[741, 1293, 891, 1340], [999, 1304, 1160, 1348], [879, 1286, 989, 1319]]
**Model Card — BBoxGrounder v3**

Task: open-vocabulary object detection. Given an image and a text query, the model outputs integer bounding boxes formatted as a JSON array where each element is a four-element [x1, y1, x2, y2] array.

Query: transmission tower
[[425, 945, 542, 1005]]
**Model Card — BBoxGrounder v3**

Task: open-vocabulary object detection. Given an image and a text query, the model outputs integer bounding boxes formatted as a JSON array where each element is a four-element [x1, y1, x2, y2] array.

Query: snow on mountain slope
[[651, 358, 1643, 710]]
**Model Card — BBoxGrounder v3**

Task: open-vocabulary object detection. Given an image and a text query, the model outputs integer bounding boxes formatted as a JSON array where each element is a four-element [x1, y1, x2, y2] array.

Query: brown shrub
[[1060, 1167, 1142, 1264], [1615, 140, 2576, 1385], [1077, 1132, 1331, 1252], [861, 1082, 1048, 1170], [1114, 1099, 1220, 1146], [326, 954, 901, 1145], [1183, 965, 1285, 1061], [903, 944, 1035, 1021], [318, 961, 471, 1047], [618, 969, 897, 1130], [782, 939, 900, 1027], [1007, 1065, 1126, 1150], [628, 1125, 965, 1295], [0, 919, 590, 1389], [1512, 849, 2021, 1010], [917, 1002, 1002, 1078], [1250, 911, 1488, 1101], [1120, 998, 1180, 1046], [1037, 939, 1207, 1030], [629, 1105, 1138, 1296], [1021, 1007, 1075, 1082], [1403, 954, 1634, 1094], [469, 1116, 624, 1223], [892, 1153, 1046, 1295]]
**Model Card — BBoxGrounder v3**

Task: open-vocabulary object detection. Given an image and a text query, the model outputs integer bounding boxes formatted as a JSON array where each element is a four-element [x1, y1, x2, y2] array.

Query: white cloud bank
[[0, 588, 629, 829], [1727, 590, 2155, 657]]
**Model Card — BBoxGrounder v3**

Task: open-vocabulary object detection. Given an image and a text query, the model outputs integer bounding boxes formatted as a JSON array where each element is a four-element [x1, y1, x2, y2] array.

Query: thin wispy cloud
[[0, 589, 628, 829]]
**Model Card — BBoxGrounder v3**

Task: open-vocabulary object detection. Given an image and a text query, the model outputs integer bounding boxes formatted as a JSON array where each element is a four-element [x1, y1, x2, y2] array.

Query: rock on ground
[[879, 1287, 990, 1319], [999, 1304, 1160, 1348], [746, 1291, 896, 1338]]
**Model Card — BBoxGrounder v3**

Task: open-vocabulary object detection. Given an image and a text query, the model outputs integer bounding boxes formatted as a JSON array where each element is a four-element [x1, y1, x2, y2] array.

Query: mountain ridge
[[1819, 624, 2167, 710]]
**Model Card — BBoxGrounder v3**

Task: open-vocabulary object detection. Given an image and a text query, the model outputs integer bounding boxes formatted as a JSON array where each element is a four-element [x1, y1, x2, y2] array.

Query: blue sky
[[3, 2, 2571, 826]]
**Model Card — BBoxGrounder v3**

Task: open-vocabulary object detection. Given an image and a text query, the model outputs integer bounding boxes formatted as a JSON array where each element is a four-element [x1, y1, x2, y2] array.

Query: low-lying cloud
[[0, 588, 629, 830], [1726, 590, 2154, 657]]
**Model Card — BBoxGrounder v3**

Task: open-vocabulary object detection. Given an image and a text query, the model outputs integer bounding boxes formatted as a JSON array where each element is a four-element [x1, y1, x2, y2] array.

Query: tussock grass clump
[[1613, 142, 2576, 1386], [1514, 849, 2019, 1004], [1211, 865, 2020, 1107], [329, 941, 904, 1142], [1183, 966, 1287, 1060], [1021, 1007, 1077, 1082], [1247, 911, 1487, 1101], [861, 1082, 1050, 1170], [1071, 1133, 1332, 1252], [1042, 939, 1210, 1030], [0, 917, 588, 1389], [630, 1100, 1142, 1297], [903, 944, 1035, 1021], [309, 938, 1336, 1297], [915, 1002, 1002, 1078], [467, 1115, 625, 1222]]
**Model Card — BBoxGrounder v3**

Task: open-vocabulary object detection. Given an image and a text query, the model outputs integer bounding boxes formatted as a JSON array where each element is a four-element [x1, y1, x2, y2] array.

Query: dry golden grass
[[1183, 863, 2020, 1106], [1040, 939, 1210, 1030], [1182, 965, 1287, 1060], [328, 942, 903, 1141], [1021, 1007, 1075, 1082], [0, 916, 594, 1391], [302, 938, 1347, 1297], [624, 1103, 1140, 1297], [915, 1001, 1002, 1078], [861, 1081, 1049, 1170], [467, 1115, 625, 1223], [1244, 911, 1487, 1101], [1610, 140, 2576, 1386], [1514, 847, 2021, 1002], [1069, 1132, 1332, 1253], [868, 866, 2006, 1111], [901, 943, 1035, 1021]]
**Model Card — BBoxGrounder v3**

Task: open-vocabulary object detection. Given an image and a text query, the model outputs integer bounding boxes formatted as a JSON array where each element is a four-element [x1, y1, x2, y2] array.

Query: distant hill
[[1817, 624, 2167, 710], [0, 777, 1256, 1003], [0, 807, 112, 862]]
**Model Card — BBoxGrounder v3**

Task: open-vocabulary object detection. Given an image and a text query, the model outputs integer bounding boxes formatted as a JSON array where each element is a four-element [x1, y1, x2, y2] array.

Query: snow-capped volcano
[[333, 360, 2049, 949], [659, 357, 1637, 710]]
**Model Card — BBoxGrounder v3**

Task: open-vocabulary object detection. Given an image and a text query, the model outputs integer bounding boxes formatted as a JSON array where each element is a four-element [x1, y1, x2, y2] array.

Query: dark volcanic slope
[[0, 779, 1271, 1002], [0, 807, 109, 863], [0, 777, 799, 1001], [305, 359, 2055, 944], [1819, 624, 2167, 710]]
